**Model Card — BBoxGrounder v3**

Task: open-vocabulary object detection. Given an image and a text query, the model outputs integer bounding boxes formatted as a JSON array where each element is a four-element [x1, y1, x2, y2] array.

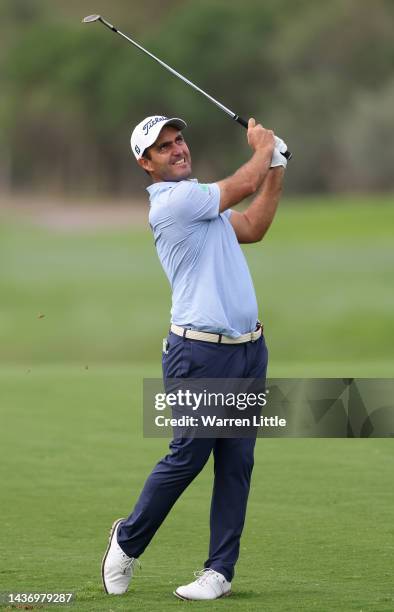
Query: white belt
[[170, 323, 263, 344]]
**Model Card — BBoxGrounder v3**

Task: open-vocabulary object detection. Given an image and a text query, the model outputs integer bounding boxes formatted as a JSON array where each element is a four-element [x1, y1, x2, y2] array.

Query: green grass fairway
[[1, 196, 393, 373], [0, 196, 393, 610], [1, 365, 393, 611]]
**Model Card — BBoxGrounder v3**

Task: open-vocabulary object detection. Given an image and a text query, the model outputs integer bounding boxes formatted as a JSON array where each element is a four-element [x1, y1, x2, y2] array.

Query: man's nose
[[173, 143, 184, 155]]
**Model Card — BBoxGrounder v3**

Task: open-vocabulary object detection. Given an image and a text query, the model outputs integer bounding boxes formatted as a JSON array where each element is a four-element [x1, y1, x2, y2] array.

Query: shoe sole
[[101, 517, 125, 594], [173, 589, 232, 601]]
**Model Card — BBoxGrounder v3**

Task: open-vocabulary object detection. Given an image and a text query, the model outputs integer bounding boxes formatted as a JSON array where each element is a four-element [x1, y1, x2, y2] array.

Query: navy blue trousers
[[117, 331, 268, 582]]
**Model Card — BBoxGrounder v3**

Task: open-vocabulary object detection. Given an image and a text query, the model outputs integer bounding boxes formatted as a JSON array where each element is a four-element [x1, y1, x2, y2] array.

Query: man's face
[[138, 126, 192, 182]]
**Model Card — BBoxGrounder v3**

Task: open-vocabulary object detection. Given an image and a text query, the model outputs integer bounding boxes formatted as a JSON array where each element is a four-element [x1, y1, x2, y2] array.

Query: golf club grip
[[235, 115, 292, 160]]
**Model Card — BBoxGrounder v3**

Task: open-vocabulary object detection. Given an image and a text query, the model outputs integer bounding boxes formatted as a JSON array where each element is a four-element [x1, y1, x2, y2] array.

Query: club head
[[82, 14, 101, 24]]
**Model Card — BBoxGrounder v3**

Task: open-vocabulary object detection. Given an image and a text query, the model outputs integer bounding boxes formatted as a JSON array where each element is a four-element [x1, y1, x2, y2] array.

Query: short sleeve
[[167, 181, 220, 225]]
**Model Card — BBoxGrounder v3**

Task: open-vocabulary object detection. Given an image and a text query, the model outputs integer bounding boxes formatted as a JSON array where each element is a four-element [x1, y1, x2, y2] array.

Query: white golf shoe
[[101, 518, 139, 595], [174, 568, 231, 600]]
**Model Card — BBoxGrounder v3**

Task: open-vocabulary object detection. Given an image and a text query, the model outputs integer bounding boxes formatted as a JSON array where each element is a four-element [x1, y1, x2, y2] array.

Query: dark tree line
[[1, 0, 394, 195]]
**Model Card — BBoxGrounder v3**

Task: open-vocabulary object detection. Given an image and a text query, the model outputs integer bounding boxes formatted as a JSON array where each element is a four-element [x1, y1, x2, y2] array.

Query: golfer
[[102, 115, 287, 600]]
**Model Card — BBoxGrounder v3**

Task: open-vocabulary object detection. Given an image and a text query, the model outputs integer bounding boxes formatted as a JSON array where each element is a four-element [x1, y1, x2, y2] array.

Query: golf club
[[82, 14, 292, 160]]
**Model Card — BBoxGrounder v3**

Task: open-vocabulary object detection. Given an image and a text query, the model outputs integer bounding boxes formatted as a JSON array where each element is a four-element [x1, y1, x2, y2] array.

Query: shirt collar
[[146, 178, 197, 197]]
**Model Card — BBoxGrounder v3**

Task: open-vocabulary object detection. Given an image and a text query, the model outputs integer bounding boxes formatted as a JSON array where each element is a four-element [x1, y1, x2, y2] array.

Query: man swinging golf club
[[101, 114, 287, 600]]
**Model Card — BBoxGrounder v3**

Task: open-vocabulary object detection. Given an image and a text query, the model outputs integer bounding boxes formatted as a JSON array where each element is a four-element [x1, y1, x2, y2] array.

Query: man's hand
[[247, 118, 275, 154]]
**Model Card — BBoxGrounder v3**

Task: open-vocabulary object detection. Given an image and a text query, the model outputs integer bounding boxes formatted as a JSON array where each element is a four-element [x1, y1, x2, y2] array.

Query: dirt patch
[[0, 193, 149, 231]]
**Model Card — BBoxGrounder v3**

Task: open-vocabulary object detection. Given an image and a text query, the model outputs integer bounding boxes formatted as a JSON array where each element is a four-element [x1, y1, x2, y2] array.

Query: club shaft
[[98, 16, 291, 159], [99, 18, 238, 119]]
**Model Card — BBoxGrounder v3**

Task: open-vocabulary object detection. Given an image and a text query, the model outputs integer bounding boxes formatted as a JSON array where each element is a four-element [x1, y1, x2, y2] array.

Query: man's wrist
[[253, 143, 275, 156], [251, 147, 274, 185]]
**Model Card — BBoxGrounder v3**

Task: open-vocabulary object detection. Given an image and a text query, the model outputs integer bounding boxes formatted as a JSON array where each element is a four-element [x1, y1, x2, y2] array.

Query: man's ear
[[137, 156, 153, 174]]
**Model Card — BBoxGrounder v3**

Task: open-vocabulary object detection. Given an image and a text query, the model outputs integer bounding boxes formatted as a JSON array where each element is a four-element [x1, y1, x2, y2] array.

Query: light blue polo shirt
[[147, 179, 258, 337]]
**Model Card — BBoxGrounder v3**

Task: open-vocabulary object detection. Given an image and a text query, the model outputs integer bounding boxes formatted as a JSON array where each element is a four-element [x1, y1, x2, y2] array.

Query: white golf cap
[[130, 115, 187, 160]]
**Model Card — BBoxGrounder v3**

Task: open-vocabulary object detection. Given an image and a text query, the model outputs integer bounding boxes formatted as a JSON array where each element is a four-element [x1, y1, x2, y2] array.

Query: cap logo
[[135, 144, 140, 155], [142, 116, 168, 136]]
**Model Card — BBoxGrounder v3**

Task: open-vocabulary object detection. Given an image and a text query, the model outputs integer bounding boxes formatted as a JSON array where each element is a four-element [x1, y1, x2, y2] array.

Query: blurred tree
[[335, 79, 394, 191], [267, 0, 394, 192], [0, 0, 42, 23]]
